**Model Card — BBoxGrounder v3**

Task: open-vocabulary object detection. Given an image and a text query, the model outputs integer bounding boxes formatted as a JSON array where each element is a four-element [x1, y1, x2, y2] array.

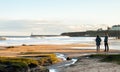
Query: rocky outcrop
[[0, 53, 60, 72], [0, 65, 28, 72], [61, 30, 120, 37], [29, 67, 49, 72], [0, 64, 49, 72]]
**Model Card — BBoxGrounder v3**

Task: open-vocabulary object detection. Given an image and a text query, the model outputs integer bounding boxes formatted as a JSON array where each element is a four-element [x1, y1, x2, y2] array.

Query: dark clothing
[[104, 36, 108, 43], [96, 37, 101, 46], [104, 36, 109, 52], [95, 36, 101, 52]]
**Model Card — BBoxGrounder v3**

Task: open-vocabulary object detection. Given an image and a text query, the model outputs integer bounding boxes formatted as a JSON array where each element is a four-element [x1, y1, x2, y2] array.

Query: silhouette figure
[[95, 35, 102, 52], [104, 34, 109, 52]]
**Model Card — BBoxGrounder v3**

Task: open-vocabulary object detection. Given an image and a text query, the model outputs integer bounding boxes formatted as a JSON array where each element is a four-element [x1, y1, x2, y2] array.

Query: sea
[[0, 36, 120, 50]]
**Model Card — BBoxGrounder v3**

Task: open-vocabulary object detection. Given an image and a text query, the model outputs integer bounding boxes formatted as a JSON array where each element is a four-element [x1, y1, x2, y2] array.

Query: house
[[110, 25, 120, 31]]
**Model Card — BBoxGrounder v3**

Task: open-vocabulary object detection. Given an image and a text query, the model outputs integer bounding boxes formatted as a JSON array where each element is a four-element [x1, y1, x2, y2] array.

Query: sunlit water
[[49, 53, 78, 72], [0, 36, 119, 50]]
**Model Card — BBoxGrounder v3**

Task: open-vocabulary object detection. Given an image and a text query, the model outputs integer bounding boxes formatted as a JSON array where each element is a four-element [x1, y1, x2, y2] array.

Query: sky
[[0, 0, 120, 36]]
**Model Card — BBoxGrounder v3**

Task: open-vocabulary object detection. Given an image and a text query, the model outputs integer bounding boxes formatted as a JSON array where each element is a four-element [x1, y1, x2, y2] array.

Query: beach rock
[[30, 67, 49, 72], [28, 63, 38, 68], [0, 65, 28, 72], [43, 59, 52, 66], [6, 46, 15, 48], [22, 44, 27, 46], [66, 57, 71, 60], [0, 64, 49, 72]]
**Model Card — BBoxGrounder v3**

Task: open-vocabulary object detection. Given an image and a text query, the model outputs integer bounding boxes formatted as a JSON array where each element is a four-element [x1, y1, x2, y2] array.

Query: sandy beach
[[0, 44, 119, 56], [0, 44, 120, 72], [0, 44, 95, 56]]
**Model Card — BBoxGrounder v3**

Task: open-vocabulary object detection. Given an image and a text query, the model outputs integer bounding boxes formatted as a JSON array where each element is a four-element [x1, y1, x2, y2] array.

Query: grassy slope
[[0, 53, 60, 72]]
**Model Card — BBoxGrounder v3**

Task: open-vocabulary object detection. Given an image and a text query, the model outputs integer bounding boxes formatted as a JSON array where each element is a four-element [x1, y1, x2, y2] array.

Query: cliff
[[61, 30, 120, 37]]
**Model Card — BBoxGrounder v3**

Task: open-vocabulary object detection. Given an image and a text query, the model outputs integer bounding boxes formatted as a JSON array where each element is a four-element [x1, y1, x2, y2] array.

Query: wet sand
[[58, 56, 120, 72], [0, 44, 119, 57]]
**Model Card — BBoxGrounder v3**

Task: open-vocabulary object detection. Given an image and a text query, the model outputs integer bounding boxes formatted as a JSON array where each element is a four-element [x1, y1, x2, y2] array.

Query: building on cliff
[[110, 25, 120, 31], [61, 25, 120, 37]]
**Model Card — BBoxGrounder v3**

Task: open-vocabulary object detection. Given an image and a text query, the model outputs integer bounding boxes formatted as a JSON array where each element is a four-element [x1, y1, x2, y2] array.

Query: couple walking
[[95, 34, 109, 52]]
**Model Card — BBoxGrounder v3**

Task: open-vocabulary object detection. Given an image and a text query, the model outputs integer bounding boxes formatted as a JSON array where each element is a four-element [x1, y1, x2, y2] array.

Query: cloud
[[0, 20, 111, 36], [0, 31, 29, 36], [34, 20, 62, 24]]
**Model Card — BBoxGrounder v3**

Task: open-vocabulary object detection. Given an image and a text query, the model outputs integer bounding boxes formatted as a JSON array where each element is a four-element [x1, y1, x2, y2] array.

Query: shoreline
[[0, 43, 119, 57], [0, 44, 119, 57]]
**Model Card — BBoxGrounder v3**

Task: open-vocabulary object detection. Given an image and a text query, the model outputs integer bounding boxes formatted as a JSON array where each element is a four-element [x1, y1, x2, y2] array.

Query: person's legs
[[98, 45, 100, 52], [96, 46, 98, 52], [104, 42, 107, 52], [106, 43, 109, 52], [97, 45, 100, 52]]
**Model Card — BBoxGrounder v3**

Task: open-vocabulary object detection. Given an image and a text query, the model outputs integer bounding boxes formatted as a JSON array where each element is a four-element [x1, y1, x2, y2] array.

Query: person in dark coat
[[95, 35, 102, 52], [104, 34, 109, 52]]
